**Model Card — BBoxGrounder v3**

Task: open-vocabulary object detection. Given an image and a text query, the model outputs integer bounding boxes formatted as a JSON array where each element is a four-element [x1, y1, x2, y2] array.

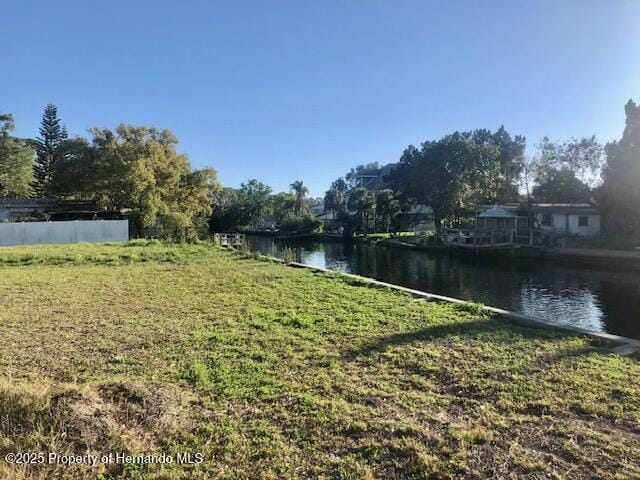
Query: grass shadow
[[342, 315, 588, 362]]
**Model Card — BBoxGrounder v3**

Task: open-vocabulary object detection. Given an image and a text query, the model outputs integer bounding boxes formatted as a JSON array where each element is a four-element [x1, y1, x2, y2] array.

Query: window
[[578, 216, 589, 227], [541, 214, 553, 226]]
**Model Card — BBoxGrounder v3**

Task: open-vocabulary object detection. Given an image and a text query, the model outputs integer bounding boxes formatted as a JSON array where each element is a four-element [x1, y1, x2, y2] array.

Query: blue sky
[[4, 1, 640, 197]]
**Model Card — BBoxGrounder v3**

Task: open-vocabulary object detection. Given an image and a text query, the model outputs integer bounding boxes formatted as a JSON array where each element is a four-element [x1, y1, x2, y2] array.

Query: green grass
[[0, 242, 639, 479]]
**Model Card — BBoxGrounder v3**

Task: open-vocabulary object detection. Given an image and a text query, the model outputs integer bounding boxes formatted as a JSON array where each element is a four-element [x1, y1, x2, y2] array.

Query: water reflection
[[246, 235, 640, 339]]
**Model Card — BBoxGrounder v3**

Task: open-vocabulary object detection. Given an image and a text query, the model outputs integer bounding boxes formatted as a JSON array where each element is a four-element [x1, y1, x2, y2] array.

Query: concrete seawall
[[281, 260, 640, 357], [381, 237, 640, 271]]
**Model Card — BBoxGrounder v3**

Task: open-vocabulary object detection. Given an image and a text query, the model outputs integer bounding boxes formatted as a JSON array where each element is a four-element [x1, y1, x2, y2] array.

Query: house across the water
[[475, 203, 601, 237], [347, 164, 433, 230], [254, 215, 278, 231], [533, 204, 600, 237]]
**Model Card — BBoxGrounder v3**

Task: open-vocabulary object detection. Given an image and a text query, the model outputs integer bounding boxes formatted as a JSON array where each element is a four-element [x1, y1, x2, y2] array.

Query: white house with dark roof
[[475, 203, 601, 237], [533, 204, 601, 237]]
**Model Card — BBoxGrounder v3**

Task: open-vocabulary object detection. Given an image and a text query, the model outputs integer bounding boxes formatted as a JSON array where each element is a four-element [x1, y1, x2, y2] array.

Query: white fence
[[0, 220, 129, 246]]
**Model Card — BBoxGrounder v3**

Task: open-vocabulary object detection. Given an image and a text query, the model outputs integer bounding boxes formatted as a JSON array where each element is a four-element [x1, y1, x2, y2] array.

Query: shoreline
[[2, 242, 639, 479], [283, 259, 640, 356], [245, 231, 640, 270]]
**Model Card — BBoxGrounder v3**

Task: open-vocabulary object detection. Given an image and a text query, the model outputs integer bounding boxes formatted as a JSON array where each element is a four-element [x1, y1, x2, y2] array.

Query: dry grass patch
[[0, 379, 195, 479]]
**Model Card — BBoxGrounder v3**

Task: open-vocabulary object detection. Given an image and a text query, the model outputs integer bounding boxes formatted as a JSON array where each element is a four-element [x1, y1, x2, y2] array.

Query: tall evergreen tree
[[601, 99, 640, 234], [32, 104, 67, 197]]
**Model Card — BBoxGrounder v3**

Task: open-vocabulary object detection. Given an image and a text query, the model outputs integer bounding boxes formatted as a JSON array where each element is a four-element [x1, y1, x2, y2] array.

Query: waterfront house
[[315, 209, 337, 224], [346, 163, 433, 230], [533, 203, 601, 237], [306, 203, 340, 229], [475, 203, 601, 237], [308, 204, 325, 217], [255, 215, 278, 230], [350, 163, 396, 192]]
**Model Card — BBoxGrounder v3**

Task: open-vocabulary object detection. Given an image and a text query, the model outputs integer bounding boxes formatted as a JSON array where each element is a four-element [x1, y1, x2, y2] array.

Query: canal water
[[246, 235, 640, 340]]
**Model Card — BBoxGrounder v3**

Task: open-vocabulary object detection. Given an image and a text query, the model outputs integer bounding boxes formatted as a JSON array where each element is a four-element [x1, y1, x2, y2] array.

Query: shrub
[[278, 215, 322, 235]]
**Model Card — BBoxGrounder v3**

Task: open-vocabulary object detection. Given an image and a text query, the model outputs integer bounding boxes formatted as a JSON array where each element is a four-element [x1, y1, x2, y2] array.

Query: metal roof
[[0, 197, 100, 211], [478, 206, 520, 218], [475, 203, 599, 214], [532, 203, 595, 209], [0, 197, 57, 208]]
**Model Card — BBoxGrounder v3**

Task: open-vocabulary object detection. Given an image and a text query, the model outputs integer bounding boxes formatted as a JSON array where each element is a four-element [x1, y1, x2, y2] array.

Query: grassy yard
[[0, 241, 639, 479]]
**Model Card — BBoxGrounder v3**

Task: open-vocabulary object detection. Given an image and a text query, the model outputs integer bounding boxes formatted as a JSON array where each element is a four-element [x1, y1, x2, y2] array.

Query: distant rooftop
[[476, 203, 598, 214], [478, 206, 521, 218], [352, 163, 396, 192], [0, 197, 100, 212], [531, 203, 595, 209]]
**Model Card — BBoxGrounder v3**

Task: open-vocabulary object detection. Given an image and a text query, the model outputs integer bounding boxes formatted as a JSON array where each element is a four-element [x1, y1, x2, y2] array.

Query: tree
[[0, 114, 13, 135], [534, 136, 603, 187], [0, 114, 35, 197], [289, 180, 309, 217], [347, 187, 376, 233], [324, 189, 339, 218], [210, 188, 243, 231], [270, 191, 297, 221], [560, 136, 603, 185], [49, 137, 95, 198], [385, 128, 521, 229], [536, 136, 558, 170], [53, 124, 219, 237], [324, 177, 348, 219], [238, 179, 273, 222], [210, 180, 274, 230], [167, 167, 219, 239], [32, 104, 67, 196], [519, 155, 538, 203], [388, 133, 501, 232], [278, 214, 322, 234], [600, 99, 640, 234], [470, 126, 526, 202], [532, 167, 591, 203], [375, 189, 400, 232]]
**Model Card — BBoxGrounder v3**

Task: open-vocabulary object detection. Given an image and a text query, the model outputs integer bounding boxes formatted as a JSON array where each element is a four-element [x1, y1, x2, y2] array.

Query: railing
[[443, 229, 550, 248], [513, 229, 550, 247], [443, 229, 511, 246], [213, 232, 245, 247]]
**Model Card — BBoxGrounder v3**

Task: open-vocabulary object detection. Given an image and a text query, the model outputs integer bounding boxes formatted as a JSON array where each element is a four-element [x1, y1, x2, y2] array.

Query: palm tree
[[289, 180, 309, 217], [347, 187, 376, 234], [375, 189, 400, 232]]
